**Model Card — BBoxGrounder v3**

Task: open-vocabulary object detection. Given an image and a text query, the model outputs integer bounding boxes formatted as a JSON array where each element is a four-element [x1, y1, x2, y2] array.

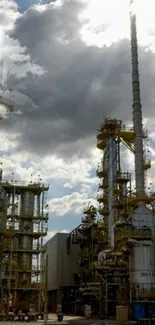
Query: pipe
[[130, 4, 145, 198], [98, 220, 125, 261]]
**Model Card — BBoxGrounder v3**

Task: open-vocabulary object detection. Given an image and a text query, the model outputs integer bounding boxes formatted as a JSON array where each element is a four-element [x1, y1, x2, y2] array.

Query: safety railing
[[99, 118, 122, 130], [115, 227, 152, 241], [120, 125, 147, 137], [132, 287, 155, 298], [4, 244, 42, 251], [94, 259, 127, 268], [6, 213, 49, 220], [2, 282, 41, 289], [115, 172, 131, 182], [0, 180, 49, 189]]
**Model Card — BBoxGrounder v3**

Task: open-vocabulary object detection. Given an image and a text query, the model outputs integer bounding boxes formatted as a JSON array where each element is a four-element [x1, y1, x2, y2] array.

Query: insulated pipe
[[98, 220, 126, 261], [130, 6, 145, 198]]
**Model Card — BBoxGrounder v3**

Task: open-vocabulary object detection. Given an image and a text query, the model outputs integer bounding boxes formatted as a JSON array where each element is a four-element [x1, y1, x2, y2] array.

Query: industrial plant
[[49, 1, 155, 320], [0, 0, 154, 322]]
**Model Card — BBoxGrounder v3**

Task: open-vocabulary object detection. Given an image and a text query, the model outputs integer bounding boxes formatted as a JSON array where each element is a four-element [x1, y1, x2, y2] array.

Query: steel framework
[[0, 180, 49, 312]]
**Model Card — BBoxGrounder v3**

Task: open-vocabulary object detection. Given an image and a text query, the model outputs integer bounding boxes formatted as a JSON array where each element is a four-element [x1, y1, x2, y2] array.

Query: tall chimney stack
[[130, 0, 145, 198]]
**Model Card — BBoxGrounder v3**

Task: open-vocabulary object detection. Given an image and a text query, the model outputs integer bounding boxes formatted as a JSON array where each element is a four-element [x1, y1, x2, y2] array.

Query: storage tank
[[130, 205, 155, 292], [130, 244, 155, 289]]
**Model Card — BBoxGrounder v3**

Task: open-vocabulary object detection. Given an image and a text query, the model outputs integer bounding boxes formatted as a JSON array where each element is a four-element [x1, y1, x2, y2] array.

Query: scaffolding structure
[[0, 179, 49, 312]]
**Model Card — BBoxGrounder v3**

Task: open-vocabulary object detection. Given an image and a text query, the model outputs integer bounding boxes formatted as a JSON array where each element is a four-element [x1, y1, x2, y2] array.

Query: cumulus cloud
[[0, 0, 155, 221], [0, 0, 153, 159], [0, 0, 45, 93], [49, 191, 98, 216]]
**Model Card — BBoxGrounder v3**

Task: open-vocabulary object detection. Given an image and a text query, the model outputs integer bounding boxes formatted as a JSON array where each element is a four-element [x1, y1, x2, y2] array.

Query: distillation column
[[107, 137, 117, 245], [20, 191, 35, 287], [97, 120, 119, 247]]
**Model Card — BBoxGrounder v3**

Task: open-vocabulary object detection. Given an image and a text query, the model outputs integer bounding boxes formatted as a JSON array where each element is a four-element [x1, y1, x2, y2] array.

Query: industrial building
[[66, 1, 155, 320], [46, 233, 80, 314]]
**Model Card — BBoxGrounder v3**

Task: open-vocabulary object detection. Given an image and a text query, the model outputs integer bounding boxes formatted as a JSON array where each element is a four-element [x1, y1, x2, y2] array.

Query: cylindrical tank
[[21, 192, 35, 215], [107, 137, 117, 244], [20, 191, 35, 286], [130, 245, 155, 289]]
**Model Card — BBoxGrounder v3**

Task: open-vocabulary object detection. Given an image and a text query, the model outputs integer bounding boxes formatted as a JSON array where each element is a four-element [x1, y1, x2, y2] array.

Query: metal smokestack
[[130, 0, 145, 198]]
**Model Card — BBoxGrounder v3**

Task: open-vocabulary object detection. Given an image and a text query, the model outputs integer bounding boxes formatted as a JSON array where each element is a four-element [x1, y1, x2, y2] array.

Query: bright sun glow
[[80, 0, 155, 51]]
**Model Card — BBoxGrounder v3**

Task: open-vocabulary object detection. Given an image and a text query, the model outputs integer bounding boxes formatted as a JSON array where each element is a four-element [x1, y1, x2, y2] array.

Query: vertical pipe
[[130, 7, 145, 198], [39, 187, 44, 312]]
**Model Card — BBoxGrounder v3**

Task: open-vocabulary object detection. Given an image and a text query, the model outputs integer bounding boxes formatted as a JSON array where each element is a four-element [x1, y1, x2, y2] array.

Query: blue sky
[[15, 0, 54, 12], [15, 0, 38, 12]]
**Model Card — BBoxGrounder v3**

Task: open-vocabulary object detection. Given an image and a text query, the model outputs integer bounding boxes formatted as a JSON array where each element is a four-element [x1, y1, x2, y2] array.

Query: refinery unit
[[67, 1, 155, 320], [0, 174, 49, 312]]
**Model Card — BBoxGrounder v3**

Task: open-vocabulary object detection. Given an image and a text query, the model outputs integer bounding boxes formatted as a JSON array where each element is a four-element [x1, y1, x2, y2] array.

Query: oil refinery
[[0, 0, 155, 322], [67, 1, 155, 319]]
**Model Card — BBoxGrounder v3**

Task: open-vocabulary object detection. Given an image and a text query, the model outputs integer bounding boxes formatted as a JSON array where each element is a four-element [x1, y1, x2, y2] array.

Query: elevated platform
[[0, 181, 49, 194], [3, 247, 41, 253], [7, 213, 49, 221], [115, 227, 152, 242]]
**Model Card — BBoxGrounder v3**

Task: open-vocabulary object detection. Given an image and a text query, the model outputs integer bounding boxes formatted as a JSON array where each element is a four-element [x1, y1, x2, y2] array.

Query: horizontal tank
[[130, 244, 155, 288]]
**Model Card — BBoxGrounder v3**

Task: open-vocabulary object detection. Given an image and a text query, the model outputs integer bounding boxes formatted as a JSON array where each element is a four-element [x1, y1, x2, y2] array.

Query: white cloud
[[49, 191, 98, 216], [0, 0, 45, 83], [81, 0, 155, 50]]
